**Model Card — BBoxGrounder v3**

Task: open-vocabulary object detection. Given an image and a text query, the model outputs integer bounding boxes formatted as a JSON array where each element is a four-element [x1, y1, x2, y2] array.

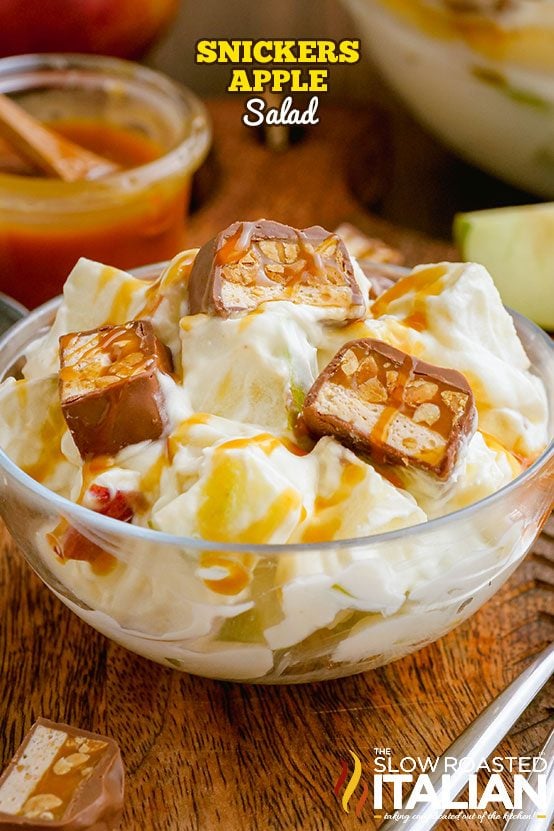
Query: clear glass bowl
[[0, 269, 552, 684], [341, 0, 554, 197]]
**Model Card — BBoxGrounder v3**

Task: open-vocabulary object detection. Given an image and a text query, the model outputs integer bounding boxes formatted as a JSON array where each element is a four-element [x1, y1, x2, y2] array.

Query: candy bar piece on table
[[188, 219, 366, 319], [0, 718, 124, 830], [303, 338, 477, 480], [59, 320, 173, 460]]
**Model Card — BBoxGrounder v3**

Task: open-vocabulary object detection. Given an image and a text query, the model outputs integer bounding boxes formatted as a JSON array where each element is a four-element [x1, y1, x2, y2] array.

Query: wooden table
[[1, 100, 552, 831]]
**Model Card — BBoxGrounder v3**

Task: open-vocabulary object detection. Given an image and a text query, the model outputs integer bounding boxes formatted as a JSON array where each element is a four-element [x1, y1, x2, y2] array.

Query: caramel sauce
[[215, 227, 245, 266], [216, 222, 350, 297], [86, 550, 117, 576], [315, 462, 366, 512], [52, 120, 162, 168], [369, 353, 415, 458], [301, 462, 366, 543], [96, 265, 119, 295], [60, 324, 154, 391], [233, 489, 300, 543], [403, 310, 427, 332], [378, 318, 426, 358], [238, 308, 263, 332], [21, 399, 67, 484], [0, 117, 190, 309], [47, 457, 124, 578], [133, 276, 166, 322], [219, 433, 307, 457], [338, 320, 372, 341], [301, 516, 342, 544], [15, 379, 28, 409], [81, 455, 113, 483], [197, 452, 301, 545], [460, 370, 488, 405], [140, 447, 169, 495], [197, 450, 301, 593], [168, 413, 211, 460], [160, 249, 198, 287], [169, 422, 308, 465], [481, 431, 524, 476], [48, 523, 116, 578], [105, 277, 146, 325], [199, 552, 254, 596], [371, 264, 447, 319]]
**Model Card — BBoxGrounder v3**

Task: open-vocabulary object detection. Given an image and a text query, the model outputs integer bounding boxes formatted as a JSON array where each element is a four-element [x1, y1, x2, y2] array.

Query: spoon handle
[[379, 643, 554, 831]]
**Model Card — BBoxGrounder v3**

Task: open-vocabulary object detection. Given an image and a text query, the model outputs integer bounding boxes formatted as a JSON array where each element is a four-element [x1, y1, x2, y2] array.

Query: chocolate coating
[[303, 338, 477, 479], [59, 320, 172, 460], [0, 718, 124, 830], [188, 219, 366, 319]]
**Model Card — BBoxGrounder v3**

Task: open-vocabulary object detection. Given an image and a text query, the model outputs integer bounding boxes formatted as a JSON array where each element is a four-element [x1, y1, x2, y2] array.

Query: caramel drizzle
[[194, 430, 307, 593], [60, 325, 154, 389], [218, 433, 308, 457], [21, 398, 67, 485], [105, 276, 145, 325], [371, 264, 447, 326], [300, 462, 366, 543], [369, 353, 415, 460]]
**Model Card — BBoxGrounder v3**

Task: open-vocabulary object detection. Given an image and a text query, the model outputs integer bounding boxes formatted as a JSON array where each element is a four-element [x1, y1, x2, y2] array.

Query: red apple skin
[[0, 0, 179, 59], [51, 485, 137, 571]]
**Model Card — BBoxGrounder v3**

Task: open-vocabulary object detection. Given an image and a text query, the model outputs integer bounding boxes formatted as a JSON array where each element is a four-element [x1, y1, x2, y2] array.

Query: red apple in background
[[0, 0, 179, 59]]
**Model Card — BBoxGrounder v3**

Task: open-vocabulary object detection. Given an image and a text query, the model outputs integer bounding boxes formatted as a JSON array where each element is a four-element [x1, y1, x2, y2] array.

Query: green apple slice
[[454, 203, 554, 330]]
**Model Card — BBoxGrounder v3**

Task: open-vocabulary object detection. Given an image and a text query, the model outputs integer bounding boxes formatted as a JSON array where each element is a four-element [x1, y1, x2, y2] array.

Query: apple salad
[[0, 220, 549, 680]]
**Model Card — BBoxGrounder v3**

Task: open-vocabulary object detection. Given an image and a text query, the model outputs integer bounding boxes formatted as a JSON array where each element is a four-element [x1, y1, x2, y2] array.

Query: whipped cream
[[0, 247, 548, 682]]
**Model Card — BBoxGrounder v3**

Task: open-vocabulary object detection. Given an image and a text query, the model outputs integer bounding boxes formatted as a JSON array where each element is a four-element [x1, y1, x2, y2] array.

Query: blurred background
[[146, 0, 543, 239], [2, 0, 541, 240]]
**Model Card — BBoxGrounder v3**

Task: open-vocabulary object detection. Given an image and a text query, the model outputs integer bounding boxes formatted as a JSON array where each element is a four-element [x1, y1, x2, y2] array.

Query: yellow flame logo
[[333, 750, 369, 817]]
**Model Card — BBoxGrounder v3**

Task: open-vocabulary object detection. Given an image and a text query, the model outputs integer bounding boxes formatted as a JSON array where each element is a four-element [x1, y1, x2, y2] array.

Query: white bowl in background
[[342, 0, 554, 197]]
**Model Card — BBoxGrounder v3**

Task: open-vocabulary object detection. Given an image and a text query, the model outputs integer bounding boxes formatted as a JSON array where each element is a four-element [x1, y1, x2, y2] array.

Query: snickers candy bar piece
[[335, 222, 404, 265], [303, 339, 477, 479], [59, 320, 173, 460], [0, 718, 124, 830], [188, 219, 366, 319]]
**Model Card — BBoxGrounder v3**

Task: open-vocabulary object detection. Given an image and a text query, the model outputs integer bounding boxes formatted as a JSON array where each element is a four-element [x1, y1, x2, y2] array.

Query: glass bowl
[[341, 0, 554, 197], [0, 267, 552, 684]]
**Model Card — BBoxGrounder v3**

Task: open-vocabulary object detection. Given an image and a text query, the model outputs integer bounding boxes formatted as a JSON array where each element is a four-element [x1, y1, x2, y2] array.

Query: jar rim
[[0, 52, 212, 208]]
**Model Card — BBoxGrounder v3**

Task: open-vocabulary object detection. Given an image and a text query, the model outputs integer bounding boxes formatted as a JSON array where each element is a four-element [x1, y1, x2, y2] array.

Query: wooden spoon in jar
[[0, 92, 120, 181]]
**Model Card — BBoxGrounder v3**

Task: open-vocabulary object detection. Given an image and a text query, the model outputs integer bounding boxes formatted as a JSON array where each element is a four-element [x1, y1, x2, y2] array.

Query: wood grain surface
[[0, 100, 553, 831]]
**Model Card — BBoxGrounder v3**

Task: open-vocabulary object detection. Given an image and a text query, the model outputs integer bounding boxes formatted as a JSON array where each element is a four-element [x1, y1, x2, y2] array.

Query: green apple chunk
[[454, 204, 554, 330]]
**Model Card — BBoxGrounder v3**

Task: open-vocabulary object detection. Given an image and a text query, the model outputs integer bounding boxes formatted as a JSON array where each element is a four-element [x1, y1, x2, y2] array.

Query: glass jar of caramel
[[0, 53, 211, 308]]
